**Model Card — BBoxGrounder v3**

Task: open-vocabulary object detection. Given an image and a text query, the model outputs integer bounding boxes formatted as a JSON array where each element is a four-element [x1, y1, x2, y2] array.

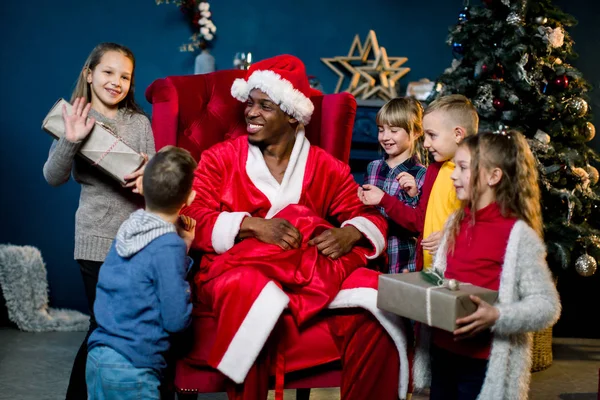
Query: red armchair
[[145, 69, 357, 397]]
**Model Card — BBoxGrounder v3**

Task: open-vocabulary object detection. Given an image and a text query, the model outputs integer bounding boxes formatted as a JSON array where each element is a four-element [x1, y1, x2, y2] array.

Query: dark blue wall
[[1, 0, 598, 334]]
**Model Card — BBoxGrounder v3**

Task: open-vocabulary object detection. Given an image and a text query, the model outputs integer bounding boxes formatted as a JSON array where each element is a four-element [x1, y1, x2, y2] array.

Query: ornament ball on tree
[[575, 254, 597, 277], [458, 6, 470, 23], [553, 75, 569, 90], [567, 97, 589, 117], [583, 122, 596, 142], [587, 166, 599, 186], [493, 98, 505, 110]]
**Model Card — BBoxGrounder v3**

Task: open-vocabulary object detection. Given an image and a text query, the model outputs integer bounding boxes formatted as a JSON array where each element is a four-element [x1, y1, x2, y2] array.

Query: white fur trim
[[246, 129, 310, 219], [328, 288, 409, 400], [231, 70, 314, 125], [216, 281, 289, 384], [211, 211, 251, 254], [341, 217, 385, 259]]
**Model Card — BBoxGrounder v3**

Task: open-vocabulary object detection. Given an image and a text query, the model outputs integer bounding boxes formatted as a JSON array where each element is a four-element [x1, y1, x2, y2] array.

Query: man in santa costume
[[183, 54, 409, 400]]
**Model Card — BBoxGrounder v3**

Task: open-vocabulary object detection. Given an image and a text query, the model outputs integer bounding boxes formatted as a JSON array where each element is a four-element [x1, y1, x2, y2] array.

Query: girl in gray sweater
[[42, 42, 155, 400], [413, 131, 560, 400]]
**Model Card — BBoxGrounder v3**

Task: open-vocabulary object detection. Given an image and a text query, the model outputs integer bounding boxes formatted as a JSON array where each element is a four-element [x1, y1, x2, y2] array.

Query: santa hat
[[231, 54, 314, 125]]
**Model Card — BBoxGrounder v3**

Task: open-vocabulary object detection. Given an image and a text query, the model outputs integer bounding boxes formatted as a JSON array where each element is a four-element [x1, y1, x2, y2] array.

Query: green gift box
[[377, 272, 498, 332]]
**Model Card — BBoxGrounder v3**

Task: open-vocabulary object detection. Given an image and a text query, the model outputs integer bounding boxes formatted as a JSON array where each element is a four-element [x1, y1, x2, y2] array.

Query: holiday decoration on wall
[[156, 0, 217, 52], [430, 0, 599, 277], [321, 30, 410, 101]]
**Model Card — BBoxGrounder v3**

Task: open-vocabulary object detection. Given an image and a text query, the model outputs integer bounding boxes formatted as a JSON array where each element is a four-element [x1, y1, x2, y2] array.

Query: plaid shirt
[[364, 156, 426, 273]]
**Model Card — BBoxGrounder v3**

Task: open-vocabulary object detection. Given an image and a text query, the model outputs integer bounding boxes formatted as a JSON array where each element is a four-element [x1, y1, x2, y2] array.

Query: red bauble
[[553, 75, 569, 90], [481, 64, 489, 73], [493, 98, 505, 110], [483, 0, 494, 5]]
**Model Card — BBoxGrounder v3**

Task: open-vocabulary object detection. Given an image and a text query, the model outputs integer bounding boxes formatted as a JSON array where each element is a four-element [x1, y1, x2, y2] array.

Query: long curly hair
[[447, 131, 543, 251]]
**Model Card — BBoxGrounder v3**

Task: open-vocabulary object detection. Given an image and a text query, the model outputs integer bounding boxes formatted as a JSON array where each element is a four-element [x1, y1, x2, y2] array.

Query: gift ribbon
[[90, 121, 137, 167], [92, 137, 121, 166], [423, 269, 471, 327]]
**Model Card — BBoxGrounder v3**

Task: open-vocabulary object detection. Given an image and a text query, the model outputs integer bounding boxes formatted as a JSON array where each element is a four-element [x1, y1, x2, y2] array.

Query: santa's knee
[[214, 266, 273, 295]]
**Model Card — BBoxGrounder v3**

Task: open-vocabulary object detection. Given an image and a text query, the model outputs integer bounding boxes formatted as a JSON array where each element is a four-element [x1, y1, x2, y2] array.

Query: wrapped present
[[42, 99, 145, 185], [377, 271, 498, 332]]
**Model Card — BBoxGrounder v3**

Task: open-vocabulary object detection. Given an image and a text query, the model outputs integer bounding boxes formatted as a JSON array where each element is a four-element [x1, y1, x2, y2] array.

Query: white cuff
[[341, 216, 385, 259], [211, 211, 251, 254]]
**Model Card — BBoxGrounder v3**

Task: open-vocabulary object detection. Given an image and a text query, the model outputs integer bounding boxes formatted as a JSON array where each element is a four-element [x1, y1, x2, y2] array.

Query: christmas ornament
[[507, 12, 523, 25], [516, 53, 534, 84], [483, 0, 494, 6], [448, 279, 459, 291], [474, 61, 489, 78], [575, 254, 597, 277], [538, 26, 565, 48], [535, 16, 548, 24], [587, 165, 599, 185], [567, 97, 589, 117], [534, 130, 551, 144], [475, 84, 495, 113], [553, 75, 569, 90], [583, 122, 596, 142], [572, 167, 590, 189], [493, 98, 505, 110], [452, 42, 465, 57], [458, 6, 470, 23]]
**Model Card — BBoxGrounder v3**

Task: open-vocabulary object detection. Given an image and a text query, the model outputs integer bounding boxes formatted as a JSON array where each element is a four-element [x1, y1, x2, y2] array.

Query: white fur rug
[[0, 244, 88, 332]]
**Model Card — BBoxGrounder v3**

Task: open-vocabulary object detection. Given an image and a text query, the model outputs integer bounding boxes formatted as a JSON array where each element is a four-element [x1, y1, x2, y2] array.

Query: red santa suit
[[183, 128, 410, 399]]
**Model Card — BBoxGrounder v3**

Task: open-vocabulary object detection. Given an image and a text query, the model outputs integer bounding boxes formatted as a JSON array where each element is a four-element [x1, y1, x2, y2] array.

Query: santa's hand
[[308, 226, 362, 260], [242, 217, 302, 250], [360, 184, 385, 206], [397, 172, 418, 198], [453, 295, 499, 340]]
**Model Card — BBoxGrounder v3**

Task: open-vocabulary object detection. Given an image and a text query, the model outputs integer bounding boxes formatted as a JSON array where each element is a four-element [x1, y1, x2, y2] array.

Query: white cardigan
[[413, 220, 561, 400]]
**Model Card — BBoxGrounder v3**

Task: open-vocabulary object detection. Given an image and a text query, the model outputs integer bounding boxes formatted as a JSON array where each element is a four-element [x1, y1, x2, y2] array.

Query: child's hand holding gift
[[453, 295, 499, 340]]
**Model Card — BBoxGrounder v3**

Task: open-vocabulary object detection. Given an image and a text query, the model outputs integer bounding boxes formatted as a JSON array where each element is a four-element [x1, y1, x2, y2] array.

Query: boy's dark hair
[[143, 146, 197, 213]]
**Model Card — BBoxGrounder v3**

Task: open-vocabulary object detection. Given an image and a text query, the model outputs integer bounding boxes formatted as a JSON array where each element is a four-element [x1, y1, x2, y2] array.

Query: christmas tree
[[430, 0, 599, 277]]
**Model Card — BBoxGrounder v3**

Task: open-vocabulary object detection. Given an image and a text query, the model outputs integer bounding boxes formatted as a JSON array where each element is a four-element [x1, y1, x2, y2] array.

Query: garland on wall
[[156, 0, 217, 51]]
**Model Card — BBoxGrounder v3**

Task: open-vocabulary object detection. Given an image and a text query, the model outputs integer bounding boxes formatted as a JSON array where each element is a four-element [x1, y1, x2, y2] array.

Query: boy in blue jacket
[[86, 146, 197, 399]]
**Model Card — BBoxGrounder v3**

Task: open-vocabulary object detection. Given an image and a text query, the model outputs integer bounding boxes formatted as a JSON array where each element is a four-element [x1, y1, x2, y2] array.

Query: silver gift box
[[377, 272, 498, 332], [42, 99, 145, 184]]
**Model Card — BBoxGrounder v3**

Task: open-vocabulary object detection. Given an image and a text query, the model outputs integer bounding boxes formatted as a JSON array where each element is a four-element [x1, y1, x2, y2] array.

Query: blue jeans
[[429, 345, 488, 400], [86, 346, 161, 400]]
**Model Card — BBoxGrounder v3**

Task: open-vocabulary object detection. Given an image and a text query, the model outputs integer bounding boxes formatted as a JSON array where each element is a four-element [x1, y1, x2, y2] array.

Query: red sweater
[[379, 162, 443, 271], [432, 202, 517, 359]]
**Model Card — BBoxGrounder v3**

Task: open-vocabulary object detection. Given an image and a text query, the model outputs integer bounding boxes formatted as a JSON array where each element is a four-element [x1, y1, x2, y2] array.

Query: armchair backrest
[[145, 70, 357, 162]]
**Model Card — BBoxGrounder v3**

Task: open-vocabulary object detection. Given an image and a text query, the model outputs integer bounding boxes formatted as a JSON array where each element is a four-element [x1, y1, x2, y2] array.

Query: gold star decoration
[[321, 30, 410, 101]]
